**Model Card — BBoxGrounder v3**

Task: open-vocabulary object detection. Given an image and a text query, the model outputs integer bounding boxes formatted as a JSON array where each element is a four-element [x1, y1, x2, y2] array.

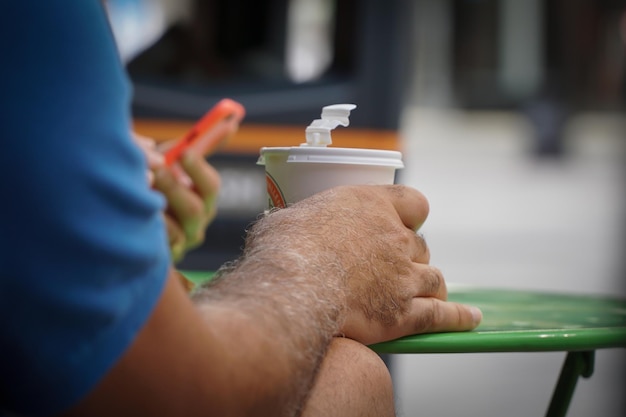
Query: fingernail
[[470, 306, 483, 325]]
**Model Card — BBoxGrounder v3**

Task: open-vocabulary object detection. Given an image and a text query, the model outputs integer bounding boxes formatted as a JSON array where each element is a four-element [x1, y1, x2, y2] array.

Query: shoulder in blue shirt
[[0, 1, 170, 415]]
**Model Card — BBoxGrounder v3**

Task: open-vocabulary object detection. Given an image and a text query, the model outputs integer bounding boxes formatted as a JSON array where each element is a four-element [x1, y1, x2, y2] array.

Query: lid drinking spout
[[304, 104, 357, 147]]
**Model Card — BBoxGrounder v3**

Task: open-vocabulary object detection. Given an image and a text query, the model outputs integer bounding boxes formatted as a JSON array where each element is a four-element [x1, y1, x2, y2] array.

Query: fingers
[[133, 133, 165, 170], [154, 167, 206, 249], [343, 297, 482, 345], [406, 263, 447, 300], [405, 298, 482, 334], [380, 184, 429, 231], [138, 133, 222, 260], [152, 148, 221, 259], [179, 150, 220, 231], [366, 296, 482, 342], [400, 265, 481, 335], [180, 150, 221, 207], [408, 232, 430, 264], [164, 214, 185, 262], [387, 193, 481, 335]]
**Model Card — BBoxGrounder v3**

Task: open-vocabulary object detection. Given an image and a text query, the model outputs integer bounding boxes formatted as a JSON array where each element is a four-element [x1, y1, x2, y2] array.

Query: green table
[[372, 285, 626, 417], [182, 272, 626, 417]]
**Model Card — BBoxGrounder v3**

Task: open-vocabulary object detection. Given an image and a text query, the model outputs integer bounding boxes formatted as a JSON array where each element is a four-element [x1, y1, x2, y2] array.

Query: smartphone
[[164, 98, 246, 166]]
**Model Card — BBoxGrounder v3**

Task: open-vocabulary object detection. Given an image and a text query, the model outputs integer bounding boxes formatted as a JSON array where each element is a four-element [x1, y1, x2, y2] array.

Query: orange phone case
[[164, 98, 245, 166]]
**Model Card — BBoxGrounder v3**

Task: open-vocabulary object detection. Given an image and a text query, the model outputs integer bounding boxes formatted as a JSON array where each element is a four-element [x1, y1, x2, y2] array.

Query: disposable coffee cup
[[258, 146, 403, 208], [257, 104, 404, 208]]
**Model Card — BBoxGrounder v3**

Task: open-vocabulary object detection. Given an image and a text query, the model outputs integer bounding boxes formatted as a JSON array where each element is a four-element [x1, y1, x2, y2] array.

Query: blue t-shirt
[[0, 1, 170, 415]]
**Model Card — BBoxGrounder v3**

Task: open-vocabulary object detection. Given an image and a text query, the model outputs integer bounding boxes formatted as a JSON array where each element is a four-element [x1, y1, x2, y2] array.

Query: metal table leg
[[545, 351, 595, 417]]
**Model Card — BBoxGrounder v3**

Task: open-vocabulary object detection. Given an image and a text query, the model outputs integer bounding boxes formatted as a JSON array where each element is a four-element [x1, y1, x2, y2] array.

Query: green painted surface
[[180, 271, 626, 354], [372, 286, 626, 354], [180, 270, 216, 286]]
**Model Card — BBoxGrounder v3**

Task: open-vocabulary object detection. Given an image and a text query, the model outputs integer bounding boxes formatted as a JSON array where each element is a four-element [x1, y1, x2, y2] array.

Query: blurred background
[[108, 0, 625, 415]]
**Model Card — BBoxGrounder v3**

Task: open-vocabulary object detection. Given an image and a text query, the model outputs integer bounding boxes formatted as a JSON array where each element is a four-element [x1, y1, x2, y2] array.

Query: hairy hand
[[244, 184, 482, 345]]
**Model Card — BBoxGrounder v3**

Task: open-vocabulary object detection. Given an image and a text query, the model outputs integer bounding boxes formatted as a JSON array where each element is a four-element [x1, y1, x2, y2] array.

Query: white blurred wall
[[395, 107, 625, 417]]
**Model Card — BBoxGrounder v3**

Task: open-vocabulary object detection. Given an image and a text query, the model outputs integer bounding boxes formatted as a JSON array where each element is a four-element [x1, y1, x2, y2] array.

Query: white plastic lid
[[303, 104, 357, 147], [257, 103, 403, 169], [258, 146, 404, 169]]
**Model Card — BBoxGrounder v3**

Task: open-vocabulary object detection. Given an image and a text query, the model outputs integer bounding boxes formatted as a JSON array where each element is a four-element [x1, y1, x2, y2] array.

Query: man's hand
[[153, 151, 220, 262], [241, 184, 482, 345], [133, 134, 221, 263]]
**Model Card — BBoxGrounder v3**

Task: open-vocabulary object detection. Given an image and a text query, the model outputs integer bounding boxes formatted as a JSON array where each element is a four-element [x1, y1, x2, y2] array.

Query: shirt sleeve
[[0, 1, 171, 415]]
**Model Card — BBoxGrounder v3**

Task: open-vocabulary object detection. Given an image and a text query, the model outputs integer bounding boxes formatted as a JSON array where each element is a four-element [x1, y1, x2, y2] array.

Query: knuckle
[[452, 303, 468, 328], [452, 304, 473, 329], [412, 298, 437, 334], [384, 222, 413, 248], [414, 233, 430, 262], [385, 183, 408, 197], [414, 265, 443, 297], [395, 227, 413, 246]]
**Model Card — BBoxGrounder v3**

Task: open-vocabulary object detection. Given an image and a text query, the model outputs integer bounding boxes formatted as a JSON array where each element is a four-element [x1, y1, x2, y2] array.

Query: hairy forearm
[[191, 210, 347, 416]]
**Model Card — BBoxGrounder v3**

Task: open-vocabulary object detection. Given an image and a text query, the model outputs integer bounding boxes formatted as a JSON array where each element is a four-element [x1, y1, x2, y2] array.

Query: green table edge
[[369, 327, 626, 354]]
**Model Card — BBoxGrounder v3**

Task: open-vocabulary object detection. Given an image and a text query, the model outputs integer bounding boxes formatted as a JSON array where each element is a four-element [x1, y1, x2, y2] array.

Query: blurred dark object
[[449, 0, 624, 157], [523, 88, 569, 157], [449, 0, 625, 110], [526, 0, 624, 157], [127, 0, 416, 130]]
